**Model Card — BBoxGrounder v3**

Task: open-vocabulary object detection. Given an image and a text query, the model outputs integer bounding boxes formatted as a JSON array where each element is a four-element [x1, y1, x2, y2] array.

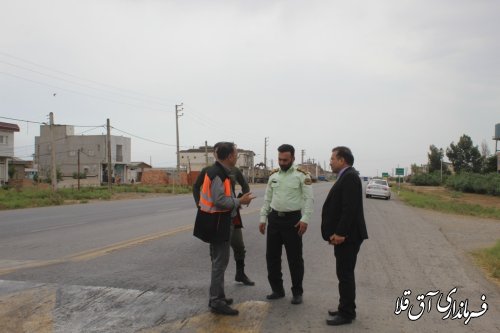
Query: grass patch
[[397, 186, 500, 220], [0, 184, 192, 210], [472, 241, 500, 283]]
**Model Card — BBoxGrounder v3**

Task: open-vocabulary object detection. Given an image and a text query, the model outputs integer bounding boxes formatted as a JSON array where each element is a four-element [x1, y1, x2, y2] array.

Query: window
[[0, 136, 7, 144], [116, 145, 123, 162]]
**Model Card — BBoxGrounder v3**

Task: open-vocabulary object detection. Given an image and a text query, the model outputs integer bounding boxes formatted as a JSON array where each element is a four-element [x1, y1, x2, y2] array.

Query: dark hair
[[332, 146, 354, 166], [214, 142, 236, 160], [278, 144, 295, 157]]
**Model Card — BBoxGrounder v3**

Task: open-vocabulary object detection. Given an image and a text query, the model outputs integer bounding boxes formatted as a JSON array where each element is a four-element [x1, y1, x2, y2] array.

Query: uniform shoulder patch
[[296, 167, 310, 175], [304, 178, 312, 185], [269, 168, 280, 175]]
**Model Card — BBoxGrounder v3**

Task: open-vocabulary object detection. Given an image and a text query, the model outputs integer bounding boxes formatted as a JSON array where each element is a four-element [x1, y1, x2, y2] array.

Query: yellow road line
[[0, 225, 193, 276], [67, 225, 193, 262], [0, 207, 264, 276]]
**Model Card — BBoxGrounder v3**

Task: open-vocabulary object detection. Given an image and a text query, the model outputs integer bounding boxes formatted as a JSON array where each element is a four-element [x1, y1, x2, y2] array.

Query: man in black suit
[[321, 146, 368, 326]]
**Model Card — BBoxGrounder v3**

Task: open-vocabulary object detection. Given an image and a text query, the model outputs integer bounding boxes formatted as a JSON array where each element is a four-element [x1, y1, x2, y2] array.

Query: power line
[[0, 115, 46, 124], [0, 71, 167, 112], [0, 59, 175, 108], [111, 126, 190, 148], [0, 51, 179, 106]]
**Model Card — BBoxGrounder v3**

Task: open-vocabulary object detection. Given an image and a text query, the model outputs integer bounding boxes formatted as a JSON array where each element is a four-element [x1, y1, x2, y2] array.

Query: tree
[[446, 134, 482, 173], [483, 154, 498, 173], [427, 145, 443, 173], [480, 140, 490, 157], [480, 140, 497, 173]]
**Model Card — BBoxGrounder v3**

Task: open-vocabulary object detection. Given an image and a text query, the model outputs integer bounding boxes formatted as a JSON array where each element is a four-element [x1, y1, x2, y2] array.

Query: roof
[[0, 122, 20, 132], [129, 162, 152, 168], [180, 146, 255, 155]]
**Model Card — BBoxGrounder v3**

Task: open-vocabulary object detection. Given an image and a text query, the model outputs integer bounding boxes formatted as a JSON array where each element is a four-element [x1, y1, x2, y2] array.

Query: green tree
[[483, 154, 498, 173], [8, 165, 16, 179], [446, 134, 482, 173], [427, 145, 443, 173]]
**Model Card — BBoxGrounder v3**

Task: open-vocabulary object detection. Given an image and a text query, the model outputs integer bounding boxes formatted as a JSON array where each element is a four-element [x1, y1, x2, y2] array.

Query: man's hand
[[239, 192, 256, 206], [259, 223, 266, 235], [295, 221, 308, 236], [329, 233, 346, 246]]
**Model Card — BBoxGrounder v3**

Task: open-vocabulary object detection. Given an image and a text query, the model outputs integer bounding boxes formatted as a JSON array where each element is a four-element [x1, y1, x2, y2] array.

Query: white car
[[365, 179, 391, 200]]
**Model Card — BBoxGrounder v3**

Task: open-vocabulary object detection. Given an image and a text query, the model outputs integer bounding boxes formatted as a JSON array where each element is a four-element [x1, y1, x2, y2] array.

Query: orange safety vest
[[199, 173, 232, 213]]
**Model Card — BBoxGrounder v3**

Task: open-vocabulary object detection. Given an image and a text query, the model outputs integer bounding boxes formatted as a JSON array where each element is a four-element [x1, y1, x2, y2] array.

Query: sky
[[1, 0, 499, 177]]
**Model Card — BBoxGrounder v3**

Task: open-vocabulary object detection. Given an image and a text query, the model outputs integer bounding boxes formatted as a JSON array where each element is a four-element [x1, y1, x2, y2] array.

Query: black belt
[[271, 209, 301, 217]]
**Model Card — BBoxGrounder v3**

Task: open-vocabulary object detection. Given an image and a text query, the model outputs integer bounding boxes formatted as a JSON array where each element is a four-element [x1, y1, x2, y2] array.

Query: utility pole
[[107, 119, 112, 191], [37, 144, 41, 184], [205, 140, 209, 166], [77, 148, 81, 190], [175, 103, 183, 180], [439, 148, 444, 184], [49, 112, 57, 191], [264, 137, 269, 169]]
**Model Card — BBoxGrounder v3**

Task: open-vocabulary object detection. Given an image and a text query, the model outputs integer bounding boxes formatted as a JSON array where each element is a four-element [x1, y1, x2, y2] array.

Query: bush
[[410, 172, 443, 186], [446, 173, 500, 195], [72, 172, 87, 179]]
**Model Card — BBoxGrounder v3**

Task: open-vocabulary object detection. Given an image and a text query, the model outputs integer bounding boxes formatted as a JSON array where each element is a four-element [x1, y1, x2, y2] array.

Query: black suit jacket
[[321, 167, 368, 242]]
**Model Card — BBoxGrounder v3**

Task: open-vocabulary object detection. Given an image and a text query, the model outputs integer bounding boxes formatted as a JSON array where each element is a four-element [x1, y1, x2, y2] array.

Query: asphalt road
[[0, 182, 499, 332]]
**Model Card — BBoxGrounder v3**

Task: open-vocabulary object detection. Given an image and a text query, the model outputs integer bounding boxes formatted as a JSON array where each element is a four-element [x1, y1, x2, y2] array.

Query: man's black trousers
[[334, 239, 362, 319], [266, 210, 304, 296]]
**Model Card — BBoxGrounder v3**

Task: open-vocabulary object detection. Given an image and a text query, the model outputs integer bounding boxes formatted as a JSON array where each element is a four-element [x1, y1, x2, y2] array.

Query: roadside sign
[[396, 168, 404, 176], [382, 172, 389, 177]]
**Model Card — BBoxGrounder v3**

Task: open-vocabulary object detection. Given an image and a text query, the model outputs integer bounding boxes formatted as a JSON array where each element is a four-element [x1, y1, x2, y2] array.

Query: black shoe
[[209, 298, 233, 307], [266, 291, 285, 300], [210, 303, 239, 316], [326, 314, 352, 326], [328, 310, 356, 319], [291, 295, 302, 305], [235, 272, 255, 286]]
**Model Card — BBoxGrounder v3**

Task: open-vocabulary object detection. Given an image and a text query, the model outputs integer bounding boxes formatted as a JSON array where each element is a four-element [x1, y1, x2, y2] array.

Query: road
[[0, 182, 499, 332]]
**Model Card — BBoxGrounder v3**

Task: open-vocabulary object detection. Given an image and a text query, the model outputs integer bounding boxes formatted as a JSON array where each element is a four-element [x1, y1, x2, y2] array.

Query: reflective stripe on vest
[[199, 173, 232, 213]]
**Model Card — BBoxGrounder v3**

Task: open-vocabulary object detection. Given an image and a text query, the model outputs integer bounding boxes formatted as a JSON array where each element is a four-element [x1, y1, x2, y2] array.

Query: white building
[[179, 146, 255, 180], [0, 122, 20, 184]]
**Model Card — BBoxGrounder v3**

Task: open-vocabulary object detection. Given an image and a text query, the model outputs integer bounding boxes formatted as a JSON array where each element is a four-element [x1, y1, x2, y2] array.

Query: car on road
[[365, 179, 391, 200]]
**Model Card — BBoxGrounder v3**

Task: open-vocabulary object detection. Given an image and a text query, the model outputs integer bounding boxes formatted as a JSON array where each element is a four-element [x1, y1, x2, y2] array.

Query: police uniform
[[260, 165, 314, 297]]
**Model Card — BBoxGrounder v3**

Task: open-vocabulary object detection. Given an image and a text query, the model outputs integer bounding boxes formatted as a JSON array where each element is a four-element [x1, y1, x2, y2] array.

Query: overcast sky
[[1, 0, 499, 176]]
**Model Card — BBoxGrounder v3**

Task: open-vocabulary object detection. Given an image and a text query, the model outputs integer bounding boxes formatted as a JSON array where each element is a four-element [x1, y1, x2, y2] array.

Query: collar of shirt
[[278, 164, 295, 174], [216, 161, 231, 173], [337, 166, 350, 179]]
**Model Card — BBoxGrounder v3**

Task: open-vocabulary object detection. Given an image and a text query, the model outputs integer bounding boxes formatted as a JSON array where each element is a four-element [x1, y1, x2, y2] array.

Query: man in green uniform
[[193, 147, 255, 286], [259, 144, 314, 305]]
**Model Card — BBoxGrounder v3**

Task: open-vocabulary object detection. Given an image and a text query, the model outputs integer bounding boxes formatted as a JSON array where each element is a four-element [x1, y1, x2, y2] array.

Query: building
[[127, 162, 152, 183], [35, 124, 131, 186], [0, 122, 20, 184], [179, 145, 255, 180]]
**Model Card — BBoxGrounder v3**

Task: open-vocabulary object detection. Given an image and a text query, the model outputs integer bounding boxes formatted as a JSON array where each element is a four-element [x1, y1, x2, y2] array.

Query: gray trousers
[[209, 227, 232, 304], [230, 227, 246, 261]]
